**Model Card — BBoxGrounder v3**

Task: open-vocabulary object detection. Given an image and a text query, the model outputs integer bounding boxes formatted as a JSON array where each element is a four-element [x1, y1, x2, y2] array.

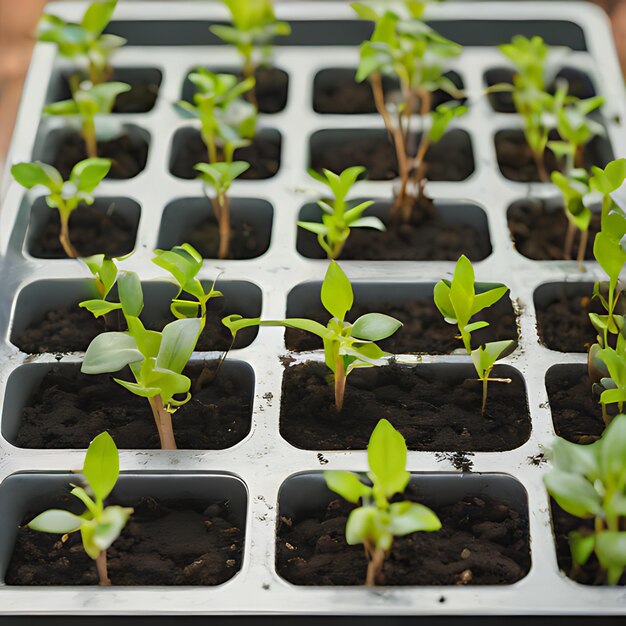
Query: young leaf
[[324, 470, 372, 504], [81, 332, 143, 374], [367, 419, 410, 499], [28, 510, 84, 534], [156, 318, 201, 374], [388, 501, 442, 536], [321, 261, 353, 321], [82, 431, 119, 503], [351, 313, 403, 341]]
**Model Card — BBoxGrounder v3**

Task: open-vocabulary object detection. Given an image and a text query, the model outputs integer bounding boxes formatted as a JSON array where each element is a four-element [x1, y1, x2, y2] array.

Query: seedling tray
[[0, 0, 625, 617]]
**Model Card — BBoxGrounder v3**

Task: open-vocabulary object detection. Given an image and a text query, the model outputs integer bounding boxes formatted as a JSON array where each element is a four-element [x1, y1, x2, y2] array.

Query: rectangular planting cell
[[276, 472, 530, 586], [0, 472, 247, 586]]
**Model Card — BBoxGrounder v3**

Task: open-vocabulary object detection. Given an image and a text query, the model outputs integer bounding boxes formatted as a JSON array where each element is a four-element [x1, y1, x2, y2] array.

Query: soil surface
[[277, 492, 530, 586], [297, 200, 490, 262], [508, 199, 600, 261], [170, 132, 280, 180], [285, 297, 517, 354], [495, 129, 608, 183], [6, 496, 243, 586], [51, 132, 148, 179], [551, 499, 626, 586], [546, 367, 606, 444], [310, 131, 474, 181], [15, 363, 251, 449], [535, 288, 600, 353], [313, 70, 464, 114], [29, 202, 137, 259], [279, 362, 530, 451]]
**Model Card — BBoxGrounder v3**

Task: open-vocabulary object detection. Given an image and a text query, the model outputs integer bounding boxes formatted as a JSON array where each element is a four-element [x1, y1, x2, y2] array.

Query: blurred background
[[1, 0, 625, 173]]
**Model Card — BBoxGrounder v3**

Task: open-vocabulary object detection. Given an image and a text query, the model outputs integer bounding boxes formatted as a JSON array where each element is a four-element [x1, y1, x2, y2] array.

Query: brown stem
[[334, 356, 346, 412], [216, 195, 231, 260], [564, 221, 576, 260], [481, 377, 489, 416], [365, 546, 386, 587], [83, 117, 98, 158], [534, 150, 549, 182], [148, 396, 177, 450], [577, 228, 589, 273], [59, 211, 79, 258], [96, 551, 111, 586]]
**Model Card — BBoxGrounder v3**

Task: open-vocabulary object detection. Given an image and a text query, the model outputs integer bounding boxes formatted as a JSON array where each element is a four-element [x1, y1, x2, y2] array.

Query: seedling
[[434, 255, 514, 413], [195, 161, 250, 259], [544, 414, 626, 584], [38, 0, 125, 87], [298, 166, 384, 259], [11, 158, 111, 258], [210, 0, 291, 91], [325, 419, 441, 586], [223, 261, 402, 411], [352, 2, 466, 221], [44, 81, 131, 158], [27, 432, 132, 586]]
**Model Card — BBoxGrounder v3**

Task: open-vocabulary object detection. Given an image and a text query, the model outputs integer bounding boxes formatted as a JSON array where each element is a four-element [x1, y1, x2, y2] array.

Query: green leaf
[[79, 299, 122, 318], [591, 158, 626, 194], [388, 501, 441, 536], [114, 378, 160, 399], [472, 285, 508, 315], [568, 530, 595, 566], [156, 318, 201, 374], [599, 414, 626, 484], [92, 505, 133, 552], [28, 509, 83, 534], [324, 470, 372, 504], [367, 419, 410, 499], [350, 2, 379, 21], [345, 506, 378, 546], [81, 0, 117, 35], [321, 261, 353, 321], [118, 271, 143, 318], [80, 522, 100, 559], [69, 158, 111, 193], [349, 216, 385, 231], [11, 161, 62, 190], [82, 431, 119, 502], [82, 332, 143, 374], [297, 221, 328, 236], [44, 99, 79, 116], [543, 469, 602, 518], [595, 531, 626, 583], [351, 313, 402, 341]]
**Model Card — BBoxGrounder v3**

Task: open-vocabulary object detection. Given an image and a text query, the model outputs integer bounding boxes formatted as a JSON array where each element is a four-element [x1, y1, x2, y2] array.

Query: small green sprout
[[298, 166, 383, 260], [434, 255, 514, 414], [352, 2, 466, 221], [544, 414, 626, 584], [44, 81, 131, 158], [195, 161, 250, 259], [27, 431, 132, 586], [210, 0, 291, 87], [82, 253, 119, 299], [38, 0, 126, 87], [223, 261, 402, 411], [325, 419, 441, 586], [11, 158, 111, 258]]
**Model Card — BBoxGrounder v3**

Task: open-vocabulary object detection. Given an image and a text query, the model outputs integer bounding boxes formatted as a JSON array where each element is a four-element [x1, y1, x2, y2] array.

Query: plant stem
[[334, 356, 347, 412], [365, 545, 386, 586], [481, 377, 489, 415], [83, 116, 98, 158], [58, 209, 79, 258], [96, 551, 111, 586], [563, 221, 576, 260], [577, 228, 588, 273], [243, 56, 258, 108], [534, 150, 549, 182], [211, 194, 230, 260], [148, 396, 177, 450]]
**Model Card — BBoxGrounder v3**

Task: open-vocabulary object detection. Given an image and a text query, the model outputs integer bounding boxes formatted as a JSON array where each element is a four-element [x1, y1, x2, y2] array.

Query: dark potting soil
[[485, 67, 596, 114], [6, 496, 243, 586], [279, 362, 530, 451], [508, 199, 600, 261], [535, 289, 600, 353], [277, 493, 530, 586], [29, 202, 137, 259], [251, 67, 289, 113], [550, 499, 626, 586], [495, 129, 609, 183], [15, 363, 251, 449], [310, 131, 474, 181], [170, 131, 281, 180], [313, 70, 464, 114], [297, 200, 491, 262], [546, 367, 606, 444], [285, 297, 517, 354], [51, 132, 148, 179]]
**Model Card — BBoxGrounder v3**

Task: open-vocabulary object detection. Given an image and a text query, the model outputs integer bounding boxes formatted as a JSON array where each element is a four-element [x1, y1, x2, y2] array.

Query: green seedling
[[38, 0, 125, 87], [325, 418, 441, 586], [544, 414, 626, 584], [44, 81, 131, 158], [223, 261, 402, 411], [352, 2, 466, 221], [210, 0, 291, 88], [195, 161, 250, 259], [82, 253, 120, 299], [27, 432, 132, 586], [11, 158, 111, 258], [298, 166, 383, 259], [178, 69, 257, 164], [434, 255, 514, 414]]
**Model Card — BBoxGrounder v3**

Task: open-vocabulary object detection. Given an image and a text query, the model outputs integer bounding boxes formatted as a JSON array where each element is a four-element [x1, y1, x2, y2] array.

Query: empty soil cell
[[313, 69, 464, 114], [508, 198, 600, 261], [285, 297, 517, 354], [279, 362, 530, 451], [50, 131, 148, 179], [277, 492, 530, 586], [13, 363, 252, 449], [297, 199, 491, 262], [485, 67, 596, 114], [546, 366, 606, 444], [28, 202, 138, 259], [310, 130, 474, 181], [550, 499, 626, 586], [6, 496, 243, 586], [495, 129, 610, 183], [535, 288, 600, 353], [170, 130, 281, 180]]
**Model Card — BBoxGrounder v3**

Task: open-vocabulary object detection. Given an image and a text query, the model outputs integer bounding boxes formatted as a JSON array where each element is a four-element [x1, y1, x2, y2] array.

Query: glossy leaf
[[351, 313, 402, 341], [321, 261, 353, 321], [324, 470, 372, 504], [82, 431, 119, 502], [367, 419, 410, 499], [82, 332, 143, 374], [28, 509, 83, 534]]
